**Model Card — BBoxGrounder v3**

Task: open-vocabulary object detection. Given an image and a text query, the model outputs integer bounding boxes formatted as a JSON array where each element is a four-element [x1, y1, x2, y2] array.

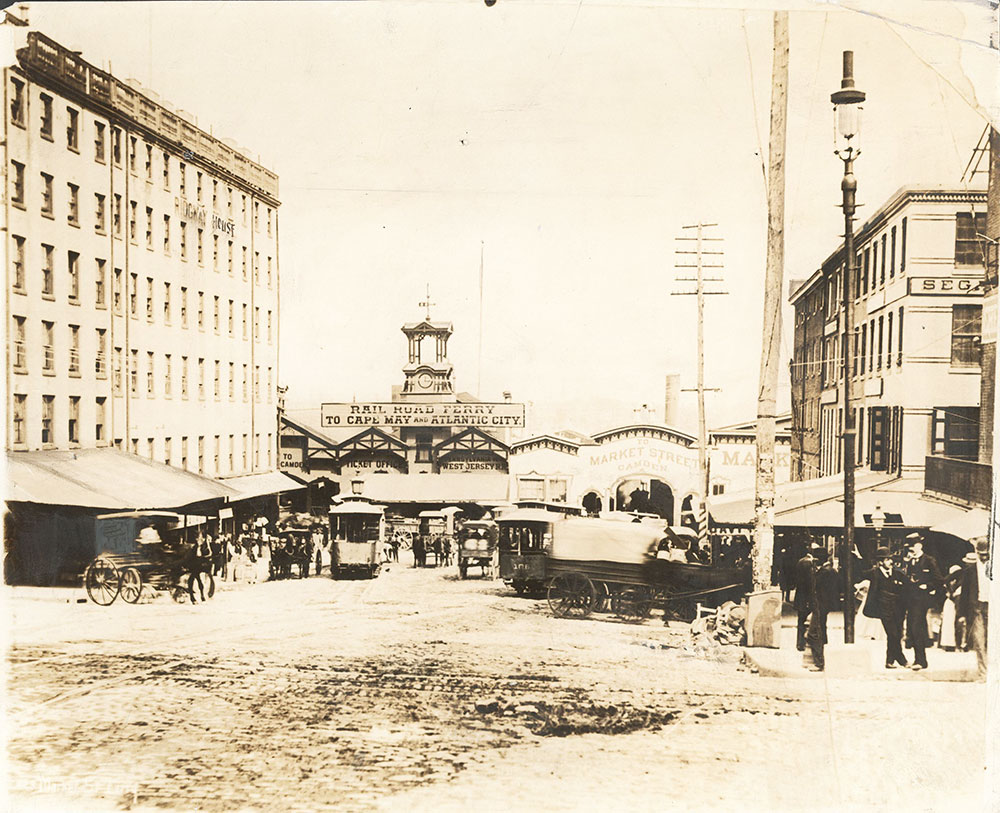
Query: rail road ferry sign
[[321, 402, 525, 428]]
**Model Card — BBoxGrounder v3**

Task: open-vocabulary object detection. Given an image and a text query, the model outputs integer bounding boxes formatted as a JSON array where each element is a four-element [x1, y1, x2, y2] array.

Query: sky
[[29, 0, 998, 438]]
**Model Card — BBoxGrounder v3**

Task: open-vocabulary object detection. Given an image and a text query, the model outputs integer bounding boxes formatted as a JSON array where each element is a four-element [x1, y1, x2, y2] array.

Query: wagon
[[499, 513, 749, 621], [329, 499, 384, 579], [83, 526, 214, 606], [456, 519, 498, 579]]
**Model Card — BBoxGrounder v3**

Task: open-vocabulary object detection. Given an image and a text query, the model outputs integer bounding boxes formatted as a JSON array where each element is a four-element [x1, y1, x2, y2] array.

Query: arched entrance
[[614, 477, 674, 522], [582, 491, 603, 516]]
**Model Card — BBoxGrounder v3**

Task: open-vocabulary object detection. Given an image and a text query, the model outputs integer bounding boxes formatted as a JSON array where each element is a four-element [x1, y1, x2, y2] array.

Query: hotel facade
[[4, 30, 280, 477]]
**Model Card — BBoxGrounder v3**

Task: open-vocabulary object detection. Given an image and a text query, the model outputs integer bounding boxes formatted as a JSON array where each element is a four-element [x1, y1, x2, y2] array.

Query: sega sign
[[908, 277, 983, 296]]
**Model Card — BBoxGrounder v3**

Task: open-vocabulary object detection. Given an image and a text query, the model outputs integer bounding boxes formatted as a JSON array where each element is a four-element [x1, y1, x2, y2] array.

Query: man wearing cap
[[902, 533, 942, 671], [858, 547, 908, 668], [957, 537, 990, 680]]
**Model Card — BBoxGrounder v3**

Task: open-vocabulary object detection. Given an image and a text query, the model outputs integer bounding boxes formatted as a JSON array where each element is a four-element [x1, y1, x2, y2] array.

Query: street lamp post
[[832, 51, 865, 645]]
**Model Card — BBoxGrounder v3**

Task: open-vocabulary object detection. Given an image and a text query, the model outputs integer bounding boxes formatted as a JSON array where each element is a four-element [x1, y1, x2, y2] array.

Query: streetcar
[[328, 499, 385, 579], [497, 508, 562, 595], [456, 519, 498, 579]]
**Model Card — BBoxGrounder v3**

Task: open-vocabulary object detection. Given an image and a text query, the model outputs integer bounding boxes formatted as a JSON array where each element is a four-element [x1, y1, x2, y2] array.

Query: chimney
[[664, 373, 680, 427]]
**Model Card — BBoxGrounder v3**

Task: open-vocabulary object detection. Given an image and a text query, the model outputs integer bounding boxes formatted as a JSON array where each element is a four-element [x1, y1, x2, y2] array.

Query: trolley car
[[329, 500, 384, 579]]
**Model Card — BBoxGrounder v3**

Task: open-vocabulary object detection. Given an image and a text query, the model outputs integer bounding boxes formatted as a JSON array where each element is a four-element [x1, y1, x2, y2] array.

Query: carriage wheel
[[593, 581, 612, 613], [393, 530, 413, 551], [547, 572, 596, 619], [660, 588, 698, 623], [84, 558, 120, 606], [611, 587, 654, 622], [119, 567, 143, 604]]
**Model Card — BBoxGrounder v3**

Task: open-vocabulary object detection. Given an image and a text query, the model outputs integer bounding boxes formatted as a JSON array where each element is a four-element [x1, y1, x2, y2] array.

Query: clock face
[[416, 372, 433, 389]]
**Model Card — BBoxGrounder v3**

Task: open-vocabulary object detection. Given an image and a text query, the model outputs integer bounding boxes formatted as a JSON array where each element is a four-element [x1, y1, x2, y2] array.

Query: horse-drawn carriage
[[497, 511, 749, 621], [83, 512, 214, 605], [456, 519, 498, 579]]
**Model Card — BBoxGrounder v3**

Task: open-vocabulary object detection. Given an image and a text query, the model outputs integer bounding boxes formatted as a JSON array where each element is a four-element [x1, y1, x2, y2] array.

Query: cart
[[538, 517, 749, 622], [83, 538, 214, 605]]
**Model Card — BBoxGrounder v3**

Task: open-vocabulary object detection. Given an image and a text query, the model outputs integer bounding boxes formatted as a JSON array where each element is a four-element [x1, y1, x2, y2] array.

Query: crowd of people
[[411, 533, 453, 568], [793, 531, 989, 679]]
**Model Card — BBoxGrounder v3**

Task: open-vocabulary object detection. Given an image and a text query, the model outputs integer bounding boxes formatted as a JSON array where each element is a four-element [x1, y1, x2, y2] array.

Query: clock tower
[[398, 285, 456, 402]]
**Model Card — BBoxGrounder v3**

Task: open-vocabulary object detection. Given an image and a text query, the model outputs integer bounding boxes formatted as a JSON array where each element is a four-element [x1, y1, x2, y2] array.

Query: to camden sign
[[321, 402, 525, 428]]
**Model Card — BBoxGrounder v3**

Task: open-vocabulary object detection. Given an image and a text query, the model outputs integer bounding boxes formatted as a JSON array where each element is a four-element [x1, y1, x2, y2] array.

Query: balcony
[[925, 455, 992, 507]]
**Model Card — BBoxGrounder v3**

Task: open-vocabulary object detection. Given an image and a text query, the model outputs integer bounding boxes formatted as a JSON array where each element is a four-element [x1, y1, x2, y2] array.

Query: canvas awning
[[5, 448, 237, 510], [709, 470, 982, 533], [930, 507, 991, 541], [361, 473, 510, 504], [219, 471, 305, 500]]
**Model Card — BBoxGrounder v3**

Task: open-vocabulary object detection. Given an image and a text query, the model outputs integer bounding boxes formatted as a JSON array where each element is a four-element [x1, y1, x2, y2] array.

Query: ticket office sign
[[321, 402, 525, 428]]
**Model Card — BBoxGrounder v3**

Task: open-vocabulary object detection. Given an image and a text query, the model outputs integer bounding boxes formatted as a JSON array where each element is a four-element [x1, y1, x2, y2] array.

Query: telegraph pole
[[753, 10, 789, 593], [673, 224, 727, 553]]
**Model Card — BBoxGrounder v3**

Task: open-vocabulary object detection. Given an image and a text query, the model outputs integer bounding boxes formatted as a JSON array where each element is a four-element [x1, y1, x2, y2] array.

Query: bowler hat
[[975, 537, 989, 554], [876, 547, 891, 559], [905, 531, 923, 542]]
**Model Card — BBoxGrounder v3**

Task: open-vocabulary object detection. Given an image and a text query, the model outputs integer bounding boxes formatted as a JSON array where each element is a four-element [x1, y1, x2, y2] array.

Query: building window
[[10, 160, 24, 207], [267, 310, 272, 343], [517, 477, 545, 501], [181, 436, 188, 470], [12, 316, 26, 370], [212, 179, 218, 210], [95, 397, 106, 444], [94, 259, 108, 309], [229, 240, 234, 275], [112, 128, 121, 166], [213, 296, 220, 332], [163, 214, 171, 254], [243, 434, 248, 469], [68, 396, 80, 444], [254, 307, 260, 340], [129, 273, 138, 316], [42, 321, 54, 372], [254, 366, 260, 402], [229, 435, 235, 472], [40, 93, 53, 139], [68, 325, 80, 375], [12, 235, 25, 291], [898, 306, 904, 366], [932, 406, 980, 461], [955, 211, 987, 266], [179, 162, 186, 195], [95, 329, 107, 378], [147, 351, 155, 395], [197, 292, 205, 330], [243, 364, 248, 401], [227, 186, 233, 216], [196, 171, 203, 201], [876, 315, 883, 371], [415, 431, 434, 463], [130, 201, 137, 242], [163, 282, 171, 324], [113, 194, 122, 236], [213, 234, 219, 270], [241, 246, 247, 278], [267, 207, 272, 236], [164, 437, 172, 467], [254, 252, 260, 285], [181, 356, 188, 398], [131, 439, 139, 455], [145, 144, 153, 181], [41, 395, 54, 445], [214, 360, 220, 399], [129, 136, 137, 173], [267, 256, 273, 288], [242, 304, 248, 339], [198, 358, 205, 399], [40, 172, 53, 217], [95, 193, 106, 233], [228, 300, 234, 335], [889, 226, 896, 278], [145, 207, 153, 249], [267, 368, 272, 402], [254, 435, 260, 468], [94, 122, 106, 163], [951, 304, 982, 366], [181, 287, 188, 328], [163, 151, 170, 189], [242, 194, 247, 225], [900, 217, 907, 273], [254, 201, 260, 231], [229, 362, 235, 399], [66, 107, 79, 151], [113, 347, 123, 393], [146, 277, 154, 321], [198, 436, 205, 474], [214, 435, 221, 473], [130, 349, 138, 394], [267, 434, 272, 468], [113, 269, 123, 313], [67, 183, 79, 225], [886, 311, 893, 371], [180, 222, 187, 260], [9, 77, 25, 127], [197, 228, 203, 264]]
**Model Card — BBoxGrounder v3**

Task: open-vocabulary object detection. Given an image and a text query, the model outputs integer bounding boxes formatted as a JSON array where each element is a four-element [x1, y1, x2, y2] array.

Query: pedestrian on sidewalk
[[939, 565, 963, 651], [803, 552, 825, 672], [957, 537, 990, 681], [815, 548, 840, 645], [902, 533, 943, 671], [858, 547, 909, 669], [794, 543, 821, 652]]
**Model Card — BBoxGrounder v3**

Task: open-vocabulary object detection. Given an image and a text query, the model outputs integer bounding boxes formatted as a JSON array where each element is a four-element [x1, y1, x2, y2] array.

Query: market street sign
[[321, 402, 525, 428]]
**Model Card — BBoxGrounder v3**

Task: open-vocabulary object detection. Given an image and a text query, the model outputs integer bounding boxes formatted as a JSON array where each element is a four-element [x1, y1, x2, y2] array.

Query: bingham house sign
[[321, 402, 526, 428]]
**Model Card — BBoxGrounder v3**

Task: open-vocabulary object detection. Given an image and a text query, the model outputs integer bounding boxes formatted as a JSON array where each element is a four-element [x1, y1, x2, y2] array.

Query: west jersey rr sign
[[321, 402, 526, 428]]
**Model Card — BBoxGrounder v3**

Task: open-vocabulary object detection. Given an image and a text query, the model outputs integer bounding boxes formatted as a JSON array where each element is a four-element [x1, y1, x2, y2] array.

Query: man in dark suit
[[957, 537, 990, 680], [902, 533, 942, 670], [859, 547, 908, 668], [793, 544, 821, 651]]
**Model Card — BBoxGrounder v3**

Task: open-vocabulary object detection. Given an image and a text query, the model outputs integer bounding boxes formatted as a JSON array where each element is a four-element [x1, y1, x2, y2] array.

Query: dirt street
[[5, 562, 989, 812]]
